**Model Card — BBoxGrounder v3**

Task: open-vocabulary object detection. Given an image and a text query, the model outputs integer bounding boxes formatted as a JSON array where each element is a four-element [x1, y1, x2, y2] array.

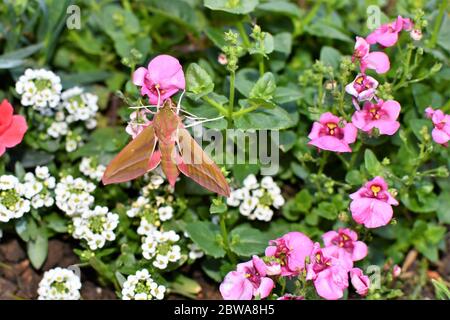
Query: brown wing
[[102, 125, 159, 185], [177, 128, 230, 197]]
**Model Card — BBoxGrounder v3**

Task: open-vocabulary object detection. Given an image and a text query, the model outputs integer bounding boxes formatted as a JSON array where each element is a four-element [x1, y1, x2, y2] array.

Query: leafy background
[[0, 0, 449, 299]]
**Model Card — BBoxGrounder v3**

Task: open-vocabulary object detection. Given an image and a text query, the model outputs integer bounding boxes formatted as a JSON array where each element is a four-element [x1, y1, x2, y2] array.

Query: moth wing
[[102, 125, 159, 185], [177, 128, 230, 197]]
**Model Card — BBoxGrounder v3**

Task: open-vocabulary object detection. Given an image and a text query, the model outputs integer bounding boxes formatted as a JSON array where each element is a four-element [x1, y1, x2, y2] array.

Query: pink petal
[[132, 67, 148, 86], [319, 112, 340, 125], [309, 136, 352, 153], [322, 231, 339, 247], [432, 128, 450, 145], [308, 122, 323, 140], [352, 241, 368, 261], [382, 100, 401, 120], [376, 31, 399, 47], [220, 272, 253, 300], [343, 123, 358, 144], [255, 277, 274, 299], [365, 119, 400, 135], [0, 99, 13, 134], [314, 268, 346, 300], [364, 52, 390, 74]]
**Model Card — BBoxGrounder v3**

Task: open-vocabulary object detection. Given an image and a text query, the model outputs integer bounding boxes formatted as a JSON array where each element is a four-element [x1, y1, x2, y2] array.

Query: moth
[[102, 99, 230, 197]]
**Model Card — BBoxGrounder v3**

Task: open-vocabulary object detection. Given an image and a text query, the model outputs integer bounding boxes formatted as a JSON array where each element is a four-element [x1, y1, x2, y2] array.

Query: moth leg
[[176, 90, 186, 115]]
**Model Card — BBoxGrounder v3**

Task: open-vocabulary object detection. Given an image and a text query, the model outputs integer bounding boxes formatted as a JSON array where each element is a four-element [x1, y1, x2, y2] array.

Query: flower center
[[326, 122, 338, 135], [370, 185, 381, 197], [369, 107, 381, 120], [0, 190, 21, 210], [88, 216, 106, 234], [332, 233, 354, 251]]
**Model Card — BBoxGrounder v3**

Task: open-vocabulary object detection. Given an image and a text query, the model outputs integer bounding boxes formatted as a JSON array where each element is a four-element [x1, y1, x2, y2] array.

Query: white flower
[[0, 175, 31, 223], [37, 267, 81, 300], [61, 87, 99, 122], [65, 139, 78, 152], [121, 269, 165, 300], [228, 174, 284, 222], [141, 229, 181, 269], [72, 205, 119, 250], [79, 157, 106, 182], [47, 122, 69, 138], [188, 243, 204, 260], [55, 175, 95, 216], [137, 217, 158, 236], [243, 174, 259, 189], [15, 68, 61, 113], [157, 206, 173, 221]]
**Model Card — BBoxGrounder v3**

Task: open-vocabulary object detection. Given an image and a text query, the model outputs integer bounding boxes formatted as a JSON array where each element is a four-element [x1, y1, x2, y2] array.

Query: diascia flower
[[308, 112, 358, 153], [352, 37, 390, 74], [265, 231, 314, 276], [0, 99, 28, 157], [350, 268, 370, 296], [345, 73, 379, 102], [425, 107, 449, 147], [351, 99, 401, 135], [220, 255, 274, 300], [306, 243, 349, 300], [349, 176, 399, 228], [133, 55, 186, 105], [322, 228, 368, 268], [366, 16, 413, 47]]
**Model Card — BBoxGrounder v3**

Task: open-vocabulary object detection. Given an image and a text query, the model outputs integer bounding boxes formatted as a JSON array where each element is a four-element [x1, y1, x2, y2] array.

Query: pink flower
[[322, 228, 368, 267], [265, 232, 314, 277], [306, 244, 349, 300], [352, 37, 390, 74], [308, 112, 358, 153], [345, 74, 379, 102], [366, 16, 413, 47], [133, 54, 185, 105], [277, 294, 304, 300], [350, 268, 370, 296], [392, 265, 402, 278], [351, 99, 401, 135], [125, 110, 152, 139], [0, 99, 28, 157], [410, 29, 422, 41], [425, 107, 449, 147], [350, 176, 399, 228], [220, 256, 274, 300]]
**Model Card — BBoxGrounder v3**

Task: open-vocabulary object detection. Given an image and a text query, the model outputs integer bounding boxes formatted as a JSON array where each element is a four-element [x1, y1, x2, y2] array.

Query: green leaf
[[364, 149, 382, 176], [432, 279, 450, 300], [229, 224, 270, 256], [170, 274, 202, 299], [27, 232, 48, 269], [0, 42, 44, 60], [320, 46, 342, 70], [437, 15, 450, 52], [234, 105, 295, 130], [185, 221, 225, 258], [294, 189, 313, 213], [273, 32, 293, 55], [256, 1, 302, 18], [210, 199, 227, 214], [273, 86, 302, 104], [186, 63, 214, 99], [204, 0, 259, 15], [345, 170, 363, 186], [305, 22, 352, 42], [235, 68, 259, 97], [249, 72, 276, 100]]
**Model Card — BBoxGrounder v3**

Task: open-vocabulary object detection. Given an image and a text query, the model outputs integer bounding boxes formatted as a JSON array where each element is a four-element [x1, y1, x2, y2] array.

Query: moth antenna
[[156, 86, 162, 109], [184, 115, 224, 128], [176, 90, 186, 115], [178, 108, 208, 120]]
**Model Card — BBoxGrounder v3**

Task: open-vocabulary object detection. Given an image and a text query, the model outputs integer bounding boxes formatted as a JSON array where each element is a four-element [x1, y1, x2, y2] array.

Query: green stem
[[429, 0, 448, 48], [236, 21, 251, 48], [318, 152, 329, 174], [232, 104, 259, 117], [295, 0, 322, 36], [202, 96, 228, 115], [220, 215, 237, 264], [259, 55, 265, 76], [228, 71, 236, 127]]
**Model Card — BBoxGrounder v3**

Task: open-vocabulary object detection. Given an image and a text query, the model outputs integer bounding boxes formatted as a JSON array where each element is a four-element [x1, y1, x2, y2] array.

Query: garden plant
[[0, 0, 449, 301]]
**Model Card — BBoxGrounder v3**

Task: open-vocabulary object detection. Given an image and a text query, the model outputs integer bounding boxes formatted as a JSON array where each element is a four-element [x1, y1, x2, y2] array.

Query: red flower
[[0, 99, 28, 156]]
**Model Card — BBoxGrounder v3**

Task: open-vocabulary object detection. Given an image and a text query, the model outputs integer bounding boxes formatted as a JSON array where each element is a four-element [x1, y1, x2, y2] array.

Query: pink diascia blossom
[[220, 256, 274, 300], [308, 112, 358, 153], [350, 268, 370, 296], [425, 107, 450, 147], [350, 176, 399, 228], [133, 54, 185, 105], [322, 228, 368, 268], [345, 73, 379, 102], [366, 16, 413, 47], [0, 99, 28, 157], [125, 110, 152, 139], [265, 232, 314, 277], [352, 37, 390, 74], [277, 294, 304, 300], [351, 99, 401, 135], [306, 243, 349, 300]]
